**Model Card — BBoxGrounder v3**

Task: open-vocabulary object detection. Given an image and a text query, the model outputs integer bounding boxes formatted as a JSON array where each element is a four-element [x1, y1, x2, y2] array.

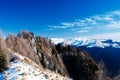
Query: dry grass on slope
[[2, 50, 71, 80]]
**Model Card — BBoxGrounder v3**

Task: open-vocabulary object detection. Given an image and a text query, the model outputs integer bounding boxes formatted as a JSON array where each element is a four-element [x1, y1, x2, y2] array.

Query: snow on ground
[[0, 49, 72, 80], [0, 53, 71, 80], [0, 60, 47, 80]]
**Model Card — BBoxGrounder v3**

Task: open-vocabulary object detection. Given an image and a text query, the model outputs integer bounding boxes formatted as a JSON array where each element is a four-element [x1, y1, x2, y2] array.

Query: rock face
[[36, 36, 68, 76], [5, 31, 99, 80], [6, 31, 40, 65]]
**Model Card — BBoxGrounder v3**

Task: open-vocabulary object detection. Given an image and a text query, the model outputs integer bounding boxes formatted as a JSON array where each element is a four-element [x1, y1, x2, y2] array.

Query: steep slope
[[55, 43, 99, 80], [0, 31, 100, 80], [36, 36, 68, 76], [0, 51, 71, 80]]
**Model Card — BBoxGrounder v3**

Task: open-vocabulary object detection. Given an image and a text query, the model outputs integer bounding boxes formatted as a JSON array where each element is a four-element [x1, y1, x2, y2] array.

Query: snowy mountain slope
[[0, 52, 71, 80], [0, 60, 47, 80], [52, 38, 120, 48]]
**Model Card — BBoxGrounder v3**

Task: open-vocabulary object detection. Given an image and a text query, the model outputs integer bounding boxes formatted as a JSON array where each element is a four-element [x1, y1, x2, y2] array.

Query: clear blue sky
[[0, 0, 120, 39]]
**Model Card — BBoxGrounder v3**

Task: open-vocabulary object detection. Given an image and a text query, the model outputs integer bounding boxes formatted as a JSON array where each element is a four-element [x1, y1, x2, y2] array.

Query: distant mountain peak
[[52, 38, 120, 48]]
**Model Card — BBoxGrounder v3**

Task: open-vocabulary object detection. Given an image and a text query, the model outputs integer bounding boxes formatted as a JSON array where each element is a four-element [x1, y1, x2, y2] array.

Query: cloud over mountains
[[49, 10, 120, 33]]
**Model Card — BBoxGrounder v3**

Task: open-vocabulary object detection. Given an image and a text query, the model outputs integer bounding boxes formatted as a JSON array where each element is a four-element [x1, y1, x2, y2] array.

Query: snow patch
[[0, 60, 47, 80], [51, 38, 64, 44], [0, 58, 71, 80]]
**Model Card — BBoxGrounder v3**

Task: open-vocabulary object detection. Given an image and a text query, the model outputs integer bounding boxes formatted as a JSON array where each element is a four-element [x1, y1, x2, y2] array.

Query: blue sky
[[0, 0, 120, 40]]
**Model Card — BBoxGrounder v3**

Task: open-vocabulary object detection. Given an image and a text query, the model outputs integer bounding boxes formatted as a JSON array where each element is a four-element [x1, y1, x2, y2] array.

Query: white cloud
[[111, 10, 120, 15], [48, 10, 120, 35], [77, 30, 88, 33], [48, 22, 75, 29], [61, 22, 75, 27], [103, 16, 113, 21], [51, 38, 64, 44], [49, 26, 71, 29], [87, 32, 120, 41], [71, 28, 77, 31], [51, 32, 120, 43], [105, 21, 120, 28]]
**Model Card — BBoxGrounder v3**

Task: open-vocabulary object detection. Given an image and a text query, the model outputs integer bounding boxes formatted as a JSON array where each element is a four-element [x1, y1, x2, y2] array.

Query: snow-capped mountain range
[[51, 38, 120, 48]]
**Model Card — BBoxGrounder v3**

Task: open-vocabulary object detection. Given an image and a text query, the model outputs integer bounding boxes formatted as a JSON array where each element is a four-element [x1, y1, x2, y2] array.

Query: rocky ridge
[[0, 31, 100, 80]]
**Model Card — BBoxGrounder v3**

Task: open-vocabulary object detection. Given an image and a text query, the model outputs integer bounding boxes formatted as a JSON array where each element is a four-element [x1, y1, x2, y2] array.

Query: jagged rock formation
[[1, 31, 100, 80]]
